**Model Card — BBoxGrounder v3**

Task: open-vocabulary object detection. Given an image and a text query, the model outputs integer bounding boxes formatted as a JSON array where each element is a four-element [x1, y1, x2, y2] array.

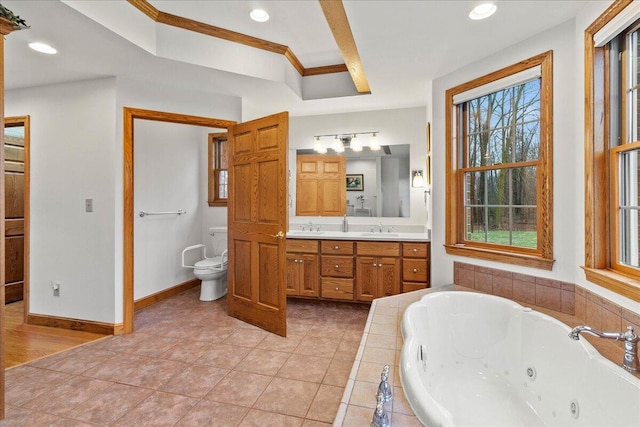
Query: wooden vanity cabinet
[[320, 240, 354, 300], [355, 242, 400, 302], [286, 239, 319, 297], [402, 242, 430, 292]]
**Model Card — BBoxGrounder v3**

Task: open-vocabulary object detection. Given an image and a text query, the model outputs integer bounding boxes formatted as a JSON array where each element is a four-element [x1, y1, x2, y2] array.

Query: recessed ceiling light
[[469, 3, 497, 20], [250, 9, 269, 22], [28, 42, 57, 54]]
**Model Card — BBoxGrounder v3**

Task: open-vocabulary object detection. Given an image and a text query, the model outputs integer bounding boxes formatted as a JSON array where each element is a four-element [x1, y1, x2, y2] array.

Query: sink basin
[[360, 232, 399, 237]]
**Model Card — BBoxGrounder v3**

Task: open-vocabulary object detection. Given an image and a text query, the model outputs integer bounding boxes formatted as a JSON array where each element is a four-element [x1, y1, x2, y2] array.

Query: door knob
[[272, 231, 285, 240]]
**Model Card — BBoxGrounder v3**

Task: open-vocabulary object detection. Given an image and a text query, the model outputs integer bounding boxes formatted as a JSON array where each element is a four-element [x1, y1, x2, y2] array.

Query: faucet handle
[[387, 226, 394, 233]]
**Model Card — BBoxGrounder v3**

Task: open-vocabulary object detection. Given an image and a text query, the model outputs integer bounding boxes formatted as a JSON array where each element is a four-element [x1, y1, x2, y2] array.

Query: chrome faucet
[[378, 221, 383, 233], [569, 325, 639, 372]]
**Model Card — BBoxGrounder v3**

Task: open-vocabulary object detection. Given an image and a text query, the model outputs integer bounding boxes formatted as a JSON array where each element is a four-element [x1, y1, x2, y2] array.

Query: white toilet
[[181, 227, 228, 301]]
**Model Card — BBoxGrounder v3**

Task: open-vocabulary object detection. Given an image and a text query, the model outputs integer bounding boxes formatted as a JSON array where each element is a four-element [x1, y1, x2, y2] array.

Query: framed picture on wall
[[346, 174, 364, 191]]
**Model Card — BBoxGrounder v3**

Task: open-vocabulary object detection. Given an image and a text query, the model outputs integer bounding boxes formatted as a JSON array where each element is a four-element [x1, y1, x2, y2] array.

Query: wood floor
[[4, 301, 108, 368]]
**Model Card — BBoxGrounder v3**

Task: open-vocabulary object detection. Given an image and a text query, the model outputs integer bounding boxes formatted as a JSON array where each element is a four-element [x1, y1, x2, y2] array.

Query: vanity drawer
[[403, 259, 428, 282], [321, 240, 354, 255], [321, 278, 354, 300], [287, 239, 319, 253], [402, 242, 429, 258], [321, 256, 354, 277], [356, 242, 400, 257]]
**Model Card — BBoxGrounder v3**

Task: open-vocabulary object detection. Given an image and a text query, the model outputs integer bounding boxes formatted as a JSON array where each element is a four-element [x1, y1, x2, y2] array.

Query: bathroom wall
[[431, 11, 639, 313], [133, 120, 205, 300], [5, 78, 118, 322], [5, 76, 241, 324], [289, 106, 428, 226]]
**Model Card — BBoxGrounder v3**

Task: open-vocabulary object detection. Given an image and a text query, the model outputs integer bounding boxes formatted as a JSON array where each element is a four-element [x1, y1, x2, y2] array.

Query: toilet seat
[[194, 256, 227, 271]]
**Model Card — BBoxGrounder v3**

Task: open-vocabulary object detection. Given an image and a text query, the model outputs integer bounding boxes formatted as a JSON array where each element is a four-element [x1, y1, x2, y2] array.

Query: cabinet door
[[300, 254, 319, 297], [286, 253, 300, 295], [356, 256, 377, 302], [378, 257, 400, 297]]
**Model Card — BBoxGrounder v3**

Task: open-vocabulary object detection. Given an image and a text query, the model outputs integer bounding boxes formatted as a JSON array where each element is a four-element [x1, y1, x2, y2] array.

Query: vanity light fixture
[[250, 9, 270, 22], [370, 132, 381, 151], [412, 170, 425, 188], [469, 3, 497, 20], [312, 131, 380, 153], [28, 42, 57, 54]]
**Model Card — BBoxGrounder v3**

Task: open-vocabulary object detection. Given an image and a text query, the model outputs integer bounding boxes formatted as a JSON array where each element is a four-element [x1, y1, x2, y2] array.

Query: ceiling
[[3, 0, 598, 118]]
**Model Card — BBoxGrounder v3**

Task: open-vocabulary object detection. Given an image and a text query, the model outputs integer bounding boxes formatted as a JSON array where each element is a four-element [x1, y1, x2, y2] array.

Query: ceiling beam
[[318, 0, 371, 94]]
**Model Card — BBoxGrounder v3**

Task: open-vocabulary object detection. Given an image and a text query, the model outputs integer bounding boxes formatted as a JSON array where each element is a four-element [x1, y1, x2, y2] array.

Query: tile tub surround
[[4, 288, 369, 426], [334, 283, 640, 426]]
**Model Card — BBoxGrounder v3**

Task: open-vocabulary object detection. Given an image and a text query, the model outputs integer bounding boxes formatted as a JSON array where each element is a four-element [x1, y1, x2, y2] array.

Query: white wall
[[6, 78, 117, 322], [133, 120, 203, 300], [431, 15, 638, 313], [289, 107, 428, 226], [5, 77, 241, 324]]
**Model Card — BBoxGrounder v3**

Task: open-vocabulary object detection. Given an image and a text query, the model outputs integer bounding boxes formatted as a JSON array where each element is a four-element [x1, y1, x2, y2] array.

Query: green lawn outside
[[468, 230, 537, 248]]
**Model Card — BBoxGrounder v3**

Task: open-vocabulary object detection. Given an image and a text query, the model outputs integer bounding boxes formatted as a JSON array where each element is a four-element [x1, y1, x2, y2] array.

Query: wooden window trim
[[208, 132, 228, 207], [584, 0, 640, 302], [445, 51, 554, 270]]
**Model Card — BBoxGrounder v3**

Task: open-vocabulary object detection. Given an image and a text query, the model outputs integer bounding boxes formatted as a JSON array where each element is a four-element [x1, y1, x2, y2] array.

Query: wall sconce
[[412, 170, 425, 188]]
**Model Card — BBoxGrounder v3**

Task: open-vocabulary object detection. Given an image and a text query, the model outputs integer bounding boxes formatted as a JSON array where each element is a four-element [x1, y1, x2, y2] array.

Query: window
[[208, 133, 228, 206], [445, 51, 553, 270], [585, 0, 640, 302]]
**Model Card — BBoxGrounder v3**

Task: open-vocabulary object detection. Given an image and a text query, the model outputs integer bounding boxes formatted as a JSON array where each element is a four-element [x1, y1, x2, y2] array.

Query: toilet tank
[[209, 227, 228, 256]]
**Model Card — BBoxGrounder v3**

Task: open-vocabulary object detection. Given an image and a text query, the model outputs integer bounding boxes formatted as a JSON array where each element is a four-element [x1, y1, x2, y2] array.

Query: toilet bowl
[[181, 227, 228, 301]]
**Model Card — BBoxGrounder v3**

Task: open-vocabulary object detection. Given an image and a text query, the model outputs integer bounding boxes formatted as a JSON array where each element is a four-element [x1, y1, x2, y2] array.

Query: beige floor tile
[[69, 383, 154, 425], [277, 353, 332, 383], [301, 420, 332, 427], [174, 400, 248, 427], [112, 391, 197, 426], [254, 377, 319, 418], [365, 333, 397, 350], [160, 365, 228, 398], [256, 333, 304, 353], [347, 381, 378, 409], [305, 384, 343, 423], [21, 376, 112, 416], [235, 348, 290, 376], [205, 370, 273, 407], [238, 409, 304, 427], [295, 336, 340, 358], [222, 329, 268, 348], [195, 344, 251, 369], [322, 358, 353, 387], [342, 404, 374, 426]]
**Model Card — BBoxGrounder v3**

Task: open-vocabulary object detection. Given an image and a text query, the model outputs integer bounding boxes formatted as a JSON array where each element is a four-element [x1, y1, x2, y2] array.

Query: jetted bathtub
[[399, 291, 640, 427]]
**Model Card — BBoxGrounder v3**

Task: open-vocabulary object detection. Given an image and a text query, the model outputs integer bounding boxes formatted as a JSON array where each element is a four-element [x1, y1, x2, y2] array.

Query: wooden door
[[227, 112, 288, 337], [356, 256, 377, 302], [3, 119, 26, 304], [378, 257, 400, 297]]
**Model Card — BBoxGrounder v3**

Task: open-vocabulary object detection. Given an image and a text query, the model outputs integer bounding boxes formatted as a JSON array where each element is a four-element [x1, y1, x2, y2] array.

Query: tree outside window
[[445, 51, 553, 270]]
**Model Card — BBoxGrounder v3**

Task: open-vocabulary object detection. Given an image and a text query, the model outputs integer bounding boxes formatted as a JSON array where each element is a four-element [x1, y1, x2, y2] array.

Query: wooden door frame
[[122, 107, 236, 333], [4, 116, 30, 320]]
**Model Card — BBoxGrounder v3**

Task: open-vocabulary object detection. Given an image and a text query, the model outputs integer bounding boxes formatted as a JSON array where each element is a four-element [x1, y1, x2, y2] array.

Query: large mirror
[[294, 144, 410, 217]]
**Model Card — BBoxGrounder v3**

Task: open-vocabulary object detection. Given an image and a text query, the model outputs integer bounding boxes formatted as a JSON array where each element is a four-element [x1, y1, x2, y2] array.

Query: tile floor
[[3, 287, 370, 426]]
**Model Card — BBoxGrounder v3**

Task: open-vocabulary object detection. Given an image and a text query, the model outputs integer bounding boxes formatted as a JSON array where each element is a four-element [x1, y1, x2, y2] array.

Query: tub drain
[[526, 366, 537, 380], [569, 399, 579, 419]]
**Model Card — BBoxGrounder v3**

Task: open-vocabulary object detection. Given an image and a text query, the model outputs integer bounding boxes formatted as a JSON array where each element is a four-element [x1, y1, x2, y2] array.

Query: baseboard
[[134, 278, 200, 311], [27, 313, 118, 335]]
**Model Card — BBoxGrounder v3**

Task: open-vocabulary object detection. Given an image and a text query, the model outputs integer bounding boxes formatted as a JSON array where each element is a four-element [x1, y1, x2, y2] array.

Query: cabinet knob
[[334, 264, 339, 269], [373, 263, 378, 267], [335, 287, 339, 291], [412, 248, 417, 253], [300, 260, 304, 264], [294, 260, 299, 263], [413, 268, 418, 273], [334, 245, 340, 250]]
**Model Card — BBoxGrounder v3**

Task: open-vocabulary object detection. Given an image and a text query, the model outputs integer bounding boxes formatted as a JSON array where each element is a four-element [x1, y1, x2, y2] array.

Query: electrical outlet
[[85, 198, 93, 212], [52, 281, 60, 297]]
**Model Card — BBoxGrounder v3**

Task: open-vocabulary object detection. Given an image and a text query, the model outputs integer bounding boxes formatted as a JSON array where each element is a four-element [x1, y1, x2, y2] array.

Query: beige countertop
[[287, 230, 430, 242]]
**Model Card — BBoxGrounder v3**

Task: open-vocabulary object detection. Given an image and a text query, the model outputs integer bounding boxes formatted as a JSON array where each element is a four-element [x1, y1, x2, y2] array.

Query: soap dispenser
[[342, 215, 349, 232]]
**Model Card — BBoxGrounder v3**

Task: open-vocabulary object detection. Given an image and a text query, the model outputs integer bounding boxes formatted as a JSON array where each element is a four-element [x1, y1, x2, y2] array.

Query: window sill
[[582, 267, 640, 303], [445, 244, 554, 271]]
